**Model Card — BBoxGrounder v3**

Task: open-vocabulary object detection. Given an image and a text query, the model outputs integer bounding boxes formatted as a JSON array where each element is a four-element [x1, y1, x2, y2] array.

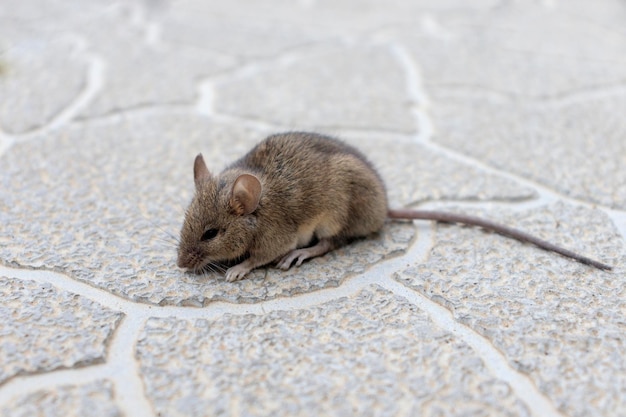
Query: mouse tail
[[387, 209, 613, 271]]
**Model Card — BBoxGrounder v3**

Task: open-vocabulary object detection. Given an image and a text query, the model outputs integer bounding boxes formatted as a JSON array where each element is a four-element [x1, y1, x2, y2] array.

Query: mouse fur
[[178, 132, 612, 281], [177, 132, 388, 281]]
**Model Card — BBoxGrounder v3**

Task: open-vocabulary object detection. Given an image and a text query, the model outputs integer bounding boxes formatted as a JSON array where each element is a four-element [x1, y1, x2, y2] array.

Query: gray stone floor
[[1, 1, 625, 416]]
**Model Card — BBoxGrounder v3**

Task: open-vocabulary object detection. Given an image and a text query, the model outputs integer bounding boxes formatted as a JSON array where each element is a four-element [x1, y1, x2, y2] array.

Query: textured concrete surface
[[214, 45, 416, 132], [1, 380, 122, 417], [0, 276, 123, 386], [431, 92, 626, 209], [1, 0, 625, 416], [396, 202, 625, 417], [136, 286, 530, 417], [0, 33, 86, 134]]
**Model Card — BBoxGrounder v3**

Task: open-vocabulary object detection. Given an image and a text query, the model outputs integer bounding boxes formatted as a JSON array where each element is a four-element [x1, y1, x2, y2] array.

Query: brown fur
[[178, 132, 612, 281], [177, 132, 388, 281]]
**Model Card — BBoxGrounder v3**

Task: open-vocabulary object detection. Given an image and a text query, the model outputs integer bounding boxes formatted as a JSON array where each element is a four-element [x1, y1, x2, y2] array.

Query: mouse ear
[[230, 174, 262, 215], [194, 153, 212, 188]]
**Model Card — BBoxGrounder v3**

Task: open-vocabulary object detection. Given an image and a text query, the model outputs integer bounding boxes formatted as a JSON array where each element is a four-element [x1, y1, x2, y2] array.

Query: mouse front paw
[[225, 264, 251, 282]]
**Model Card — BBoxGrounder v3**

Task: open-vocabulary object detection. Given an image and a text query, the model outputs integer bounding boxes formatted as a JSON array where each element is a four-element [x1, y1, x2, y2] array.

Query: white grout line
[[414, 139, 581, 208], [106, 315, 156, 417], [0, 264, 385, 319], [0, 315, 154, 417], [0, 266, 133, 314], [378, 279, 566, 417], [347, 225, 564, 417], [195, 80, 215, 116], [0, 362, 111, 406], [606, 209, 626, 241], [15, 48, 104, 142], [387, 41, 568, 416], [0, 32, 623, 417], [390, 42, 547, 205], [0, 216, 566, 417], [0, 132, 15, 157], [387, 42, 626, 221], [0, 315, 155, 416], [387, 43, 432, 141]]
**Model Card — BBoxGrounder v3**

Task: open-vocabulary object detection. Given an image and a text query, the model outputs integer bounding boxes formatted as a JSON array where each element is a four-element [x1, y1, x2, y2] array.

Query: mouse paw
[[277, 239, 333, 270], [225, 264, 251, 282], [276, 249, 311, 270]]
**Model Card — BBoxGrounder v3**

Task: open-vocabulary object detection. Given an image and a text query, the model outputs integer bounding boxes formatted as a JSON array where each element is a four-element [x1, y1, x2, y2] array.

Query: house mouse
[[177, 132, 612, 281]]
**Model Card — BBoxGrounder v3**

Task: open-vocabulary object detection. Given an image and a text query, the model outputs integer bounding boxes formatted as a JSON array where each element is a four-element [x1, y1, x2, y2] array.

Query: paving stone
[[0, 113, 257, 305], [1, 380, 121, 417], [136, 285, 530, 417], [343, 136, 536, 207], [0, 114, 419, 305], [0, 2, 235, 124], [399, 2, 626, 98], [1, 2, 625, 415], [158, 4, 335, 58], [75, 8, 236, 119], [563, 0, 626, 39], [0, 111, 534, 305], [396, 202, 626, 417], [0, 27, 86, 134], [0, 276, 123, 385], [157, 0, 499, 46], [0, 0, 110, 27], [429, 92, 626, 209], [214, 45, 416, 132], [295, 0, 499, 30]]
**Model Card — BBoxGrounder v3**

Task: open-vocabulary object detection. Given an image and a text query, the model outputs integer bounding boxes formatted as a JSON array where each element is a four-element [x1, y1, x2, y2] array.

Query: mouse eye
[[201, 228, 219, 241]]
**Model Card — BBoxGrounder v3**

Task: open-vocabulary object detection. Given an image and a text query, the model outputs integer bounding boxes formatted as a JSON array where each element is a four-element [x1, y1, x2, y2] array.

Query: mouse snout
[[177, 247, 203, 270], [176, 254, 186, 269]]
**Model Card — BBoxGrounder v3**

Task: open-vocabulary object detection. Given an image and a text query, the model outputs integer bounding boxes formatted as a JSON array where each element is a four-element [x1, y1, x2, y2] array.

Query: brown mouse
[[177, 132, 612, 281]]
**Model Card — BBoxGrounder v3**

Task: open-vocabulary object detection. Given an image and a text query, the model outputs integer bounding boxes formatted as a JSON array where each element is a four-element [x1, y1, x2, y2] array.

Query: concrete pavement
[[1, 0, 625, 416]]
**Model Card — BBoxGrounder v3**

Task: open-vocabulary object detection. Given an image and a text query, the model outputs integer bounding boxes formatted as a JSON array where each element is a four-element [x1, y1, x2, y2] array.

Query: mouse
[[177, 132, 612, 282]]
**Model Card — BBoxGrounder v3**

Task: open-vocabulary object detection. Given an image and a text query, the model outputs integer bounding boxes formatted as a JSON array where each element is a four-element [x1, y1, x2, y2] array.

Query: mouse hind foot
[[276, 238, 335, 270]]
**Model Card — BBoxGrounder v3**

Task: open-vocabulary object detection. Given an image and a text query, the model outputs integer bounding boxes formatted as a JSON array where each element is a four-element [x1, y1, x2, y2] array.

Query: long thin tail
[[388, 209, 612, 271]]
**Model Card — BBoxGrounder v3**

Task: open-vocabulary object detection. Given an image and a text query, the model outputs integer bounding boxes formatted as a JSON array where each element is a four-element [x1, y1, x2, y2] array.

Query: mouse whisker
[[153, 236, 178, 248], [176, 132, 614, 281], [155, 228, 180, 245], [204, 262, 226, 275], [138, 212, 180, 245]]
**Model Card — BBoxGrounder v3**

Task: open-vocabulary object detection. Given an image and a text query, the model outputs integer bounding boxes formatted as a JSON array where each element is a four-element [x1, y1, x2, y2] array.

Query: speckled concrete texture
[[430, 92, 626, 209], [0, 276, 123, 385], [0, 114, 416, 305], [400, 3, 626, 97], [0, 34, 86, 134], [0, 108, 535, 305], [0, 0, 625, 416], [349, 137, 536, 206], [1, 380, 122, 417], [396, 202, 625, 417], [214, 45, 416, 132], [136, 286, 530, 417]]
